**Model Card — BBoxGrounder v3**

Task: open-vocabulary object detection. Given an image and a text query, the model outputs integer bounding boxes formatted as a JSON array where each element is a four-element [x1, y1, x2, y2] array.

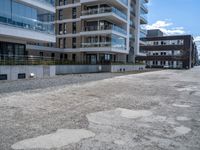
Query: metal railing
[[0, 54, 130, 65], [0, 55, 56, 65]]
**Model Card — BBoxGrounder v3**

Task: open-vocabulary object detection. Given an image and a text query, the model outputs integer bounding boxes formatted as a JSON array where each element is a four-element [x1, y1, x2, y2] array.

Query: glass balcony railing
[[37, 0, 55, 6], [0, 15, 54, 35], [140, 27, 147, 34], [82, 7, 127, 21], [140, 14, 148, 24], [118, 0, 128, 6], [141, 4, 148, 13], [83, 25, 127, 35]]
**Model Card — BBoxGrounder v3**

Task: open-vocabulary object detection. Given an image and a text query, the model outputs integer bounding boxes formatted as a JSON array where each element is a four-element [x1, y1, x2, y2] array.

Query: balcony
[[141, 4, 148, 13], [81, 24, 127, 36], [81, 7, 127, 22], [140, 14, 148, 24], [0, 15, 55, 42], [36, 0, 55, 6], [80, 0, 128, 10], [0, 15, 54, 35], [17, 0, 55, 13], [81, 42, 127, 53], [57, 0, 79, 6], [119, 0, 128, 5]]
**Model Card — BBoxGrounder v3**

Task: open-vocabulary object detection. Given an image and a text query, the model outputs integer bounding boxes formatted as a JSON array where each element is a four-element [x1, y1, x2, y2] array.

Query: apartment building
[[136, 30, 197, 69], [0, 0, 57, 61], [55, 0, 148, 64]]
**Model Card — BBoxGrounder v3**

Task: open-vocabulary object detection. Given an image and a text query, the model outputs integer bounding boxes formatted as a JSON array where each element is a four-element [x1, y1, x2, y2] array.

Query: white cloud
[[194, 36, 200, 58], [145, 20, 186, 35], [194, 36, 200, 42]]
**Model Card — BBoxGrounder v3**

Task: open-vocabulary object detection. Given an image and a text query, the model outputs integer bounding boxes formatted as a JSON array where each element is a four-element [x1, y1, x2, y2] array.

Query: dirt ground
[[0, 67, 200, 150]]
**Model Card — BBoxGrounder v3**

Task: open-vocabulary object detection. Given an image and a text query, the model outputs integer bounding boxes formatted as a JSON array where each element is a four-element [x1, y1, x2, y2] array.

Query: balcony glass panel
[[118, 0, 128, 6], [0, 0, 54, 34], [83, 25, 127, 35], [82, 7, 127, 21], [82, 34, 126, 50], [37, 0, 55, 6]]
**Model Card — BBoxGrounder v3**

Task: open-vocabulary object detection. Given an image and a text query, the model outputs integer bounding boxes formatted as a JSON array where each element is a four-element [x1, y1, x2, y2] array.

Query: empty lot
[[0, 67, 200, 150]]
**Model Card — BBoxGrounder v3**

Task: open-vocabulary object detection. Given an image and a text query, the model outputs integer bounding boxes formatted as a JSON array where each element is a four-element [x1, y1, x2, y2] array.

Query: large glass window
[[0, 0, 11, 19]]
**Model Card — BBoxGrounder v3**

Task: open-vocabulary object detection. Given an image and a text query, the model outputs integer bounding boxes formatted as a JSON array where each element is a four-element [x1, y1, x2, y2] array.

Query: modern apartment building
[[0, 0, 56, 60], [55, 0, 148, 64], [136, 30, 198, 69]]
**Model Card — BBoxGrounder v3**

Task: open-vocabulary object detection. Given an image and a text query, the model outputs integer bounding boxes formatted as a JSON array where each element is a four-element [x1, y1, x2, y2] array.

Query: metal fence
[[0, 55, 56, 65]]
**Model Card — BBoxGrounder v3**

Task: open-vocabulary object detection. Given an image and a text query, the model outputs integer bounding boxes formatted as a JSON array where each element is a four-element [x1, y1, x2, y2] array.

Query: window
[[72, 7, 77, 19], [72, 22, 76, 34], [39, 52, 43, 59], [18, 73, 26, 79], [0, 74, 7, 80], [64, 54, 68, 61], [72, 54, 76, 62], [59, 0, 63, 6], [63, 38, 66, 48], [64, 0, 67, 5], [59, 9, 63, 20], [154, 41, 159, 45], [60, 53, 63, 60], [59, 24, 63, 34], [51, 53, 55, 60], [72, 38, 76, 48]]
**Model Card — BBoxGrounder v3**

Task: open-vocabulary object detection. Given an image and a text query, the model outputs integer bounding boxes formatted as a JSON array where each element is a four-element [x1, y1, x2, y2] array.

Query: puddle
[[117, 108, 153, 119], [174, 126, 191, 135], [172, 104, 191, 108], [87, 108, 153, 126], [12, 129, 95, 149], [176, 116, 190, 121]]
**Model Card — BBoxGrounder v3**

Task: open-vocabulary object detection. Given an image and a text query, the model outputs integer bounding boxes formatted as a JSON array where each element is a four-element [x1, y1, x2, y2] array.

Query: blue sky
[[146, 0, 200, 55]]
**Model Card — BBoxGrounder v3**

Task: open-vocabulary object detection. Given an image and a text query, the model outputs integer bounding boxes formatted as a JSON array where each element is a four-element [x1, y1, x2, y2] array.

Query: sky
[[146, 0, 200, 57]]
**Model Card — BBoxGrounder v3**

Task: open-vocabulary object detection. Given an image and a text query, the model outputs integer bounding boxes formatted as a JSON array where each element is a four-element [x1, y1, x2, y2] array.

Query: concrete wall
[[0, 65, 55, 80], [56, 65, 110, 75], [110, 65, 145, 72], [55, 65, 145, 75], [0, 65, 145, 80]]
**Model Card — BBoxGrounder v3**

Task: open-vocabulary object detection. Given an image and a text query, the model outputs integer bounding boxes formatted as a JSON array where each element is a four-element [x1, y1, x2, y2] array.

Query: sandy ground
[[0, 67, 200, 150]]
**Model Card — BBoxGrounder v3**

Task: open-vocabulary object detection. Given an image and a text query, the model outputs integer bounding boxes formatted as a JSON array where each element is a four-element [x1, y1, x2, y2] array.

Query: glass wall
[[0, 0, 54, 34]]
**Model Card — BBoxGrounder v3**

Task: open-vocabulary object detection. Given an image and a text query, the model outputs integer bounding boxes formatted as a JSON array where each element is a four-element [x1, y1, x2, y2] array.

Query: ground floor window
[[0, 41, 26, 60]]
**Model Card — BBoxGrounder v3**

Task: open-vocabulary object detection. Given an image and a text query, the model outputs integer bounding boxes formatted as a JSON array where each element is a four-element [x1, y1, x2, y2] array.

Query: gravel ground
[[0, 73, 121, 94], [0, 67, 200, 150], [0, 71, 153, 95]]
